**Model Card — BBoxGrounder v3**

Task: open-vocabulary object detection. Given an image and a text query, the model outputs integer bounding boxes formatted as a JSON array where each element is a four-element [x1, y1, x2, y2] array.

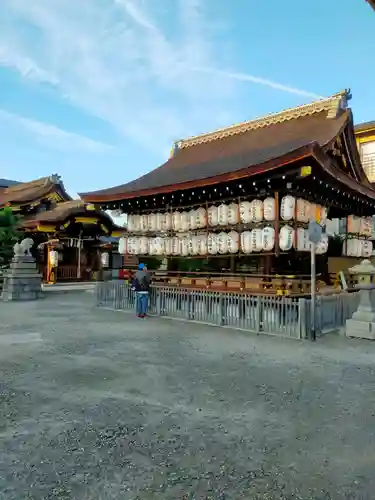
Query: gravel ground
[[1, 293, 375, 499]]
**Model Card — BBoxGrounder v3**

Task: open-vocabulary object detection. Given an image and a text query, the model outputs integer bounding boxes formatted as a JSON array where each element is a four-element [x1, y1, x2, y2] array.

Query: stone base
[[1, 255, 43, 302], [346, 319, 375, 340]]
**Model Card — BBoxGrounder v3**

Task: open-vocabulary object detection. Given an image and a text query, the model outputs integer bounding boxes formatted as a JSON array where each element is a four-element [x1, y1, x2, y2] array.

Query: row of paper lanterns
[[119, 226, 329, 256], [342, 239, 373, 257], [126, 197, 329, 233]]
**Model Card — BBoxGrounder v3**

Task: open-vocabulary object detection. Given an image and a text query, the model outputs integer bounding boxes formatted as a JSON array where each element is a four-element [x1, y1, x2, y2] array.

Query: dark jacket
[[132, 270, 151, 292]]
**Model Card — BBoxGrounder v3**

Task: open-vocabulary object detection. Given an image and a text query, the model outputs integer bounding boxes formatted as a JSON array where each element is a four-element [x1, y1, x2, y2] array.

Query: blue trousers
[[136, 292, 149, 316]]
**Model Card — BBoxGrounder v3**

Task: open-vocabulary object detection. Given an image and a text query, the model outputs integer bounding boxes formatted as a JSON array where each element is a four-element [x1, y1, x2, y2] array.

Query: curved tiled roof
[[80, 91, 354, 202], [0, 175, 71, 207]]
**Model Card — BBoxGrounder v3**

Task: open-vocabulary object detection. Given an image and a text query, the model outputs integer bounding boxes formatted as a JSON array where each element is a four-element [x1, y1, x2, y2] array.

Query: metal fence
[[95, 281, 361, 339]]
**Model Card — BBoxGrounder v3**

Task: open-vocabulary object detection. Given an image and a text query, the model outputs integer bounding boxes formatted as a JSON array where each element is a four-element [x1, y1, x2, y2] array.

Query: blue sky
[[0, 0, 374, 198]]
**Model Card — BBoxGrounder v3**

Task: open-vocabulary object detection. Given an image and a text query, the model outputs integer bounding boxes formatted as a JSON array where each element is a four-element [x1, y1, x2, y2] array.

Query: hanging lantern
[[127, 215, 135, 232], [153, 237, 164, 256], [163, 212, 172, 231], [360, 217, 373, 237], [139, 236, 149, 255], [148, 238, 155, 255], [279, 225, 294, 251], [131, 214, 141, 232], [180, 235, 189, 256], [155, 213, 163, 231], [191, 235, 201, 255], [118, 237, 128, 254], [207, 233, 218, 254], [240, 201, 252, 224], [172, 211, 182, 232], [250, 228, 263, 252], [189, 209, 198, 230], [362, 240, 373, 257], [180, 212, 189, 232], [164, 237, 172, 255], [227, 203, 239, 225], [207, 205, 219, 226], [139, 214, 148, 232], [127, 237, 136, 254], [217, 232, 229, 254], [296, 199, 309, 222], [196, 207, 207, 229], [241, 231, 252, 254], [199, 235, 208, 255], [101, 252, 109, 268], [280, 196, 296, 221], [262, 227, 275, 251], [263, 198, 276, 222], [171, 236, 181, 255], [250, 200, 263, 222], [295, 228, 310, 251], [218, 204, 229, 226], [316, 234, 329, 255], [228, 231, 240, 253]]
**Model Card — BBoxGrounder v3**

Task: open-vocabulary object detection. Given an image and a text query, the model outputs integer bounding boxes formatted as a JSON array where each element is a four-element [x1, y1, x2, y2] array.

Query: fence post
[[298, 298, 307, 339]]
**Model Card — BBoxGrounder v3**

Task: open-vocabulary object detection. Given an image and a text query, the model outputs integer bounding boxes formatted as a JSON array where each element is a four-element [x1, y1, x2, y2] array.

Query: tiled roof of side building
[[79, 90, 354, 202], [0, 175, 71, 207], [354, 121, 375, 133], [0, 178, 20, 188]]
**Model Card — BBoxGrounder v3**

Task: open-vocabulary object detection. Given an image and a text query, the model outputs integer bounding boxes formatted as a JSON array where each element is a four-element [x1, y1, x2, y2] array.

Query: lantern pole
[[310, 241, 316, 341]]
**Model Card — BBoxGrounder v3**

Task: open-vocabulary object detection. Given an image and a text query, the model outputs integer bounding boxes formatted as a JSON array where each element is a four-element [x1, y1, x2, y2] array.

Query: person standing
[[132, 263, 151, 318]]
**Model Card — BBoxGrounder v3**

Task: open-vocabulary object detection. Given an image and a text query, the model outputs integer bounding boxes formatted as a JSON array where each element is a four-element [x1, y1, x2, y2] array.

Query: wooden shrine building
[[79, 90, 375, 294], [0, 175, 124, 282]]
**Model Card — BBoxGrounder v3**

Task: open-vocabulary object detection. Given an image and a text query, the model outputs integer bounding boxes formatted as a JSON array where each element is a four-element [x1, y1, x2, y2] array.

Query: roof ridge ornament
[[177, 90, 351, 149]]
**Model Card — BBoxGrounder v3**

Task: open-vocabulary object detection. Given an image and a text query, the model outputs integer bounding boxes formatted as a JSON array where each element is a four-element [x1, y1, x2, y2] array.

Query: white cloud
[[0, 109, 113, 152], [0, 0, 322, 153]]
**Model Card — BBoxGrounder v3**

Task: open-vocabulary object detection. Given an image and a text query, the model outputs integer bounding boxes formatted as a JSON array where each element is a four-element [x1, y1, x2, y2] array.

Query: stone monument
[[1, 238, 43, 301], [346, 259, 375, 340]]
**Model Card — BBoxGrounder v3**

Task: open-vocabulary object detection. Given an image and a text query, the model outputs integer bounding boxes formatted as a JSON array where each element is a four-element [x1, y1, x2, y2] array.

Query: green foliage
[[0, 207, 21, 265]]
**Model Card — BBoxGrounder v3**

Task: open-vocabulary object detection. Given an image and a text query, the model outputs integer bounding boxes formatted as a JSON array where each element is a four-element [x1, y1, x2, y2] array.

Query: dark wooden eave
[[367, 0, 375, 11]]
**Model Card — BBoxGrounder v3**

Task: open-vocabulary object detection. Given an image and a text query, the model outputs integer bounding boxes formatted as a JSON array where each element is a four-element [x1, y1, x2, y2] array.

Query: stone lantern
[[346, 259, 375, 339]]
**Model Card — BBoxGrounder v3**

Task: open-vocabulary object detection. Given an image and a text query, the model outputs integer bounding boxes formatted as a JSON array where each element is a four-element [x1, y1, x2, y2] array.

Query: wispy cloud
[[0, 109, 113, 152], [191, 68, 324, 100], [0, 0, 322, 152]]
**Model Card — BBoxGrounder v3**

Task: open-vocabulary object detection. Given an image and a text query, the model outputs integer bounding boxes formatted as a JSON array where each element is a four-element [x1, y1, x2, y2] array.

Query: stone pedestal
[[1, 255, 43, 301], [345, 259, 375, 340]]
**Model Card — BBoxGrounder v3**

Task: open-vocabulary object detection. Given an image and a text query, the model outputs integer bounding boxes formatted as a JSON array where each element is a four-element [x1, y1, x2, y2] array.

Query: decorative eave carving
[[175, 90, 351, 150]]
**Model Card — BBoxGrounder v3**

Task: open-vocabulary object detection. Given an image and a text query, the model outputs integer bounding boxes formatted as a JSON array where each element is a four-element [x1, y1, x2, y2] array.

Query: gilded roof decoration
[[177, 90, 350, 149]]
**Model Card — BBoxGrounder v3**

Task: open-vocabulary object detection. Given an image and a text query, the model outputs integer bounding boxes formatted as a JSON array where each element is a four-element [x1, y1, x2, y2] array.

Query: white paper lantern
[[172, 211, 182, 232], [199, 235, 208, 255], [241, 231, 252, 254], [316, 234, 329, 255], [153, 237, 164, 256], [155, 213, 163, 231], [127, 237, 138, 255], [131, 215, 141, 232], [218, 204, 229, 226], [139, 236, 149, 255], [262, 227, 275, 251], [263, 198, 276, 222], [207, 233, 218, 255], [279, 225, 294, 251], [181, 236, 189, 256], [250, 200, 263, 222], [49, 250, 59, 267], [196, 208, 207, 229], [228, 231, 240, 254], [127, 215, 135, 232], [228, 203, 239, 225], [163, 213, 172, 231], [180, 212, 189, 232], [164, 238, 172, 255], [280, 196, 296, 221], [295, 228, 310, 251], [191, 235, 201, 255], [296, 199, 309, 222], [140, 214, 148, 232], [250, 229, 263, 252], [148, 238, 155, 255], [240, 201, 252, 224], [360, 217, 373, 237], [171, 237, 181, 256], [118, 237, 127, 254], [189, 209, 198, 230], [218, 232, 229, 254], [208, 205, 219, 226], [362, 240, 373, 257]]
